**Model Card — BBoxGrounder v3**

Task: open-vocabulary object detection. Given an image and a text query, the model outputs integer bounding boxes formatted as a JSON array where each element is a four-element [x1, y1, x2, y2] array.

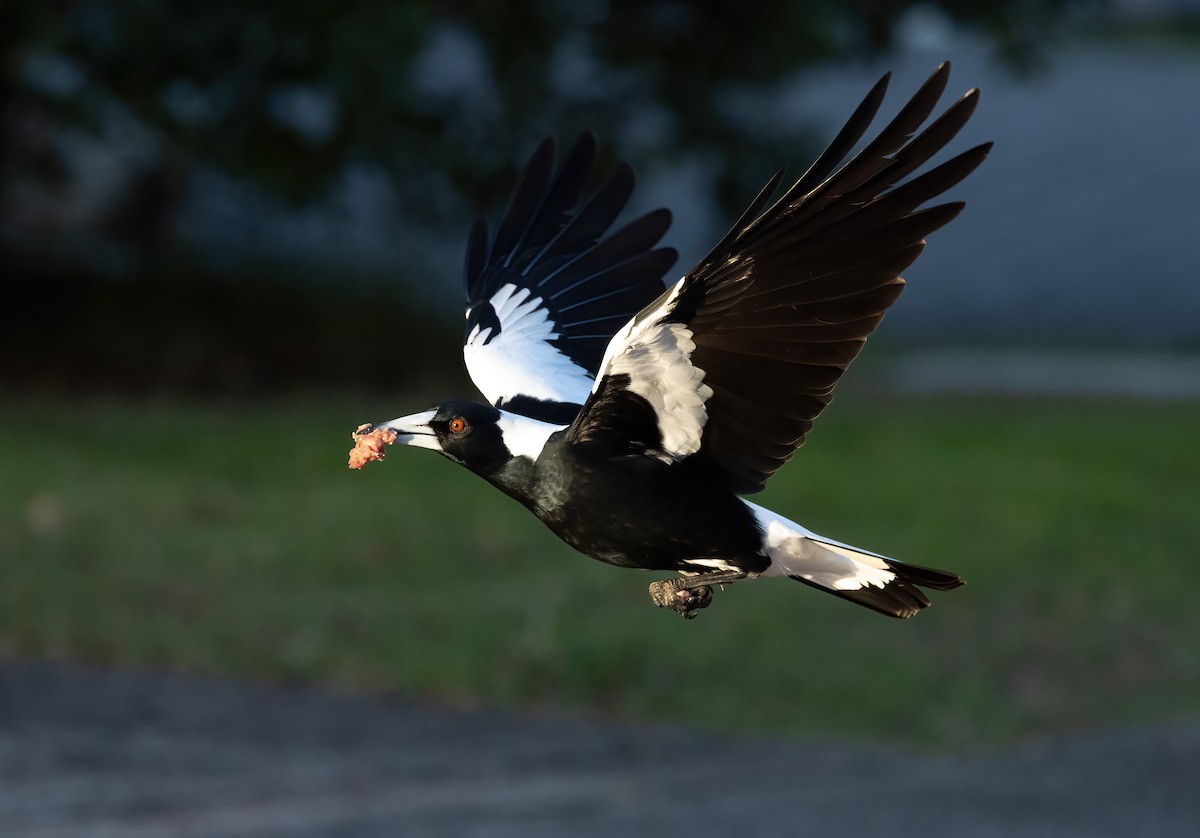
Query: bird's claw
[[648, 580, 713, 619]]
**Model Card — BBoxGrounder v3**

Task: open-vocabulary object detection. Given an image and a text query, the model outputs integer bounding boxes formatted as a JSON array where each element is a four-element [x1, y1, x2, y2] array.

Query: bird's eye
[[448, 417, 467, 434]]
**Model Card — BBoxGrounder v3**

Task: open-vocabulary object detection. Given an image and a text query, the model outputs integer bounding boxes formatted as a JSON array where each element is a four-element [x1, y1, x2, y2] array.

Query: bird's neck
[[479, 411, 566, 511], [476, 456, 541, 511]]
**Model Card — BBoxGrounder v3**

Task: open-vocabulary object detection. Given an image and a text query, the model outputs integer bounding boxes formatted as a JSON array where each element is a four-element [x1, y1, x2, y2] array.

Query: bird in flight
[[351, 62, 989, 619]]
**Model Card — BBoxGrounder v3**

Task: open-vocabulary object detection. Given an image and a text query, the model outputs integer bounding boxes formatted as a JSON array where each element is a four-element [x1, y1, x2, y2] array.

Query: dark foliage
[[2, 270, 463, 395], [5, 1, 1072, 224], [0, 2, 1076, 394]]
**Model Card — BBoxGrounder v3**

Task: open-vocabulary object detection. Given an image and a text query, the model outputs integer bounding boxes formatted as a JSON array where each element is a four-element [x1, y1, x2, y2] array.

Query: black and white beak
[[367, 410, 443, 452]]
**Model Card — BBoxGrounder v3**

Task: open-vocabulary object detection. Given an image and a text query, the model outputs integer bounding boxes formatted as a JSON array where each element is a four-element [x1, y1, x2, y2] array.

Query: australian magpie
[[353, 62, 989, 619]]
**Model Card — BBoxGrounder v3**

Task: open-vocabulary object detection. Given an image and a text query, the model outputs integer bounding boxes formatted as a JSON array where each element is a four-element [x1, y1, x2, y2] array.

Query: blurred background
[[3, 0, 1200, 809]]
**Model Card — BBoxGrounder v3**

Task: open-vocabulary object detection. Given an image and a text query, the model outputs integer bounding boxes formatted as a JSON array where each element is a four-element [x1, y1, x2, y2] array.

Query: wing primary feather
[[695, 169, 787, 273], [854, 62, 951, 160], [548, 247, 676, 304], [781, 72, 892, 205], [492, 137, 555, 269], [852, 88, 982, 201], [518, 131, 598, 270], [558, 283, 659, 313], [823, 144, 992, 240], [561, 312, 644, 328], [533, 163, 636, 275], [692, 72, 891, 274], [750, 91, 982, 256], [788, 63, 952, 215], [538, 212, 673, 297]]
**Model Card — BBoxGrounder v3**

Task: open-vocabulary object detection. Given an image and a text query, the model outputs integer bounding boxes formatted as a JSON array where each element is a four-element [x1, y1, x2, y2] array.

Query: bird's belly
[[539, 475, 768, 573]]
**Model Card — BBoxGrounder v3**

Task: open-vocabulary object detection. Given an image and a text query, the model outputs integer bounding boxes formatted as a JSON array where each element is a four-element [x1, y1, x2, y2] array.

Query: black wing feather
[[568, 63, 989, 493], [489, 138, 555, 272], [463, 133, 678, 416]]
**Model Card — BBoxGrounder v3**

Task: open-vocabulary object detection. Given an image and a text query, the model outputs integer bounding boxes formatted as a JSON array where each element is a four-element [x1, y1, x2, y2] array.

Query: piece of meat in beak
[[347, 410, 440, 469]]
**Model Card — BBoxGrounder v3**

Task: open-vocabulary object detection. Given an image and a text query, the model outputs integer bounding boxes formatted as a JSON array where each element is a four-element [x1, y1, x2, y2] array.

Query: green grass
[[2, 395, 1198, 750]]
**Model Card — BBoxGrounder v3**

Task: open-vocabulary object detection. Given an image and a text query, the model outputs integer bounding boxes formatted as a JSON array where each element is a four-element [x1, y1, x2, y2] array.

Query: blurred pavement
[[2, 662, 1198, 837]]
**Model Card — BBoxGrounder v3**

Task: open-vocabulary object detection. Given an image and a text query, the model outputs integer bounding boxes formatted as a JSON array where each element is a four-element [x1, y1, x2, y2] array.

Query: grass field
[[2, 394, 1198, 750]]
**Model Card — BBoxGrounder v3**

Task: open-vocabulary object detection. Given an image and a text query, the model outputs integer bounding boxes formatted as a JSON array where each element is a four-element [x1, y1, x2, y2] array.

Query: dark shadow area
[[3, 267, 462, 396]]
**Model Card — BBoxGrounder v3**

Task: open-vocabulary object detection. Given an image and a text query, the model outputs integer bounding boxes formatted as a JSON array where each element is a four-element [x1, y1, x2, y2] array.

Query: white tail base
[[744, 500, 897, 591]]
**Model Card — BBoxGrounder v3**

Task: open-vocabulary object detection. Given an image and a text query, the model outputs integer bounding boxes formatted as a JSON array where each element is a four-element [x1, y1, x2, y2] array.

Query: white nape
[[495, 410, 565, 461]]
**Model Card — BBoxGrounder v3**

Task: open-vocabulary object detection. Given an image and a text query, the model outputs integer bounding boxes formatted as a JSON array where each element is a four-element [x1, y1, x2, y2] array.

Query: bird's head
[[365, 400, 508, 472], [363, 400, 560, 476]]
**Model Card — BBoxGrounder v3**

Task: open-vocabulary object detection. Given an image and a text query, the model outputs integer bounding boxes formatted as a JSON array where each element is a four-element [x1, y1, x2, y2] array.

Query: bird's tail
[[789, 546, 963, 619], [745, 500, 963, 618]]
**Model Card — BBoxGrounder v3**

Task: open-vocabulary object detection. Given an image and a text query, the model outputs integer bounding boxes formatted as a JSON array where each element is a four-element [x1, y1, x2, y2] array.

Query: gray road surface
[[2, 662, 1198, 837]]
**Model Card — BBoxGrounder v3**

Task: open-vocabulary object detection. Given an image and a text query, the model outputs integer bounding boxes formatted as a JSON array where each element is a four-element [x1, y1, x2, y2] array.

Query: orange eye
[[448, 417, 467, 434]]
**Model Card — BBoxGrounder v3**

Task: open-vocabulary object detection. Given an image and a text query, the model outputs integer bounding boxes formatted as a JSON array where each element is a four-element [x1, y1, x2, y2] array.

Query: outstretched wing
[[568, 63, 991, 493], [463, 132, 677, 424]]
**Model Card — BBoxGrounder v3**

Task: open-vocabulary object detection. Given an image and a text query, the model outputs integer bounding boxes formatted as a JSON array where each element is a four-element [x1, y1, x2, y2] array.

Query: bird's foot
[[648, 579, 713, 619], [648, 569, 751, 619]]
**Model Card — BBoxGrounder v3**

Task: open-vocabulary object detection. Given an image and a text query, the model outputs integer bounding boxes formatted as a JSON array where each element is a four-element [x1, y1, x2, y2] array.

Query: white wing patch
[[594, 282, 713, 460], [464, 283, 595, 407], [744, 500, 897, 591]]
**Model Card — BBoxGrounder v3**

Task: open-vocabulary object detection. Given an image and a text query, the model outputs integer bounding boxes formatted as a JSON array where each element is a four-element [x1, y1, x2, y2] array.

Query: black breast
[[528, 440, 769, 573]]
